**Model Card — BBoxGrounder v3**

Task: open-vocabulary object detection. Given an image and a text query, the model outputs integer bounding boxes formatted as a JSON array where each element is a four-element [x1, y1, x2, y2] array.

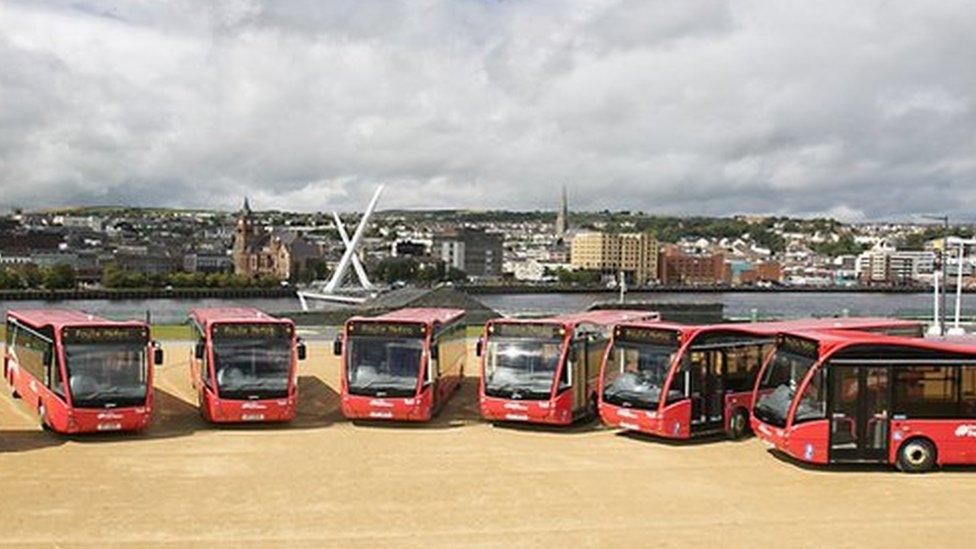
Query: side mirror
[[297, 339, 307, 361], [568, 346, 578, 363], [333, 337, 343, 357], [194, 342, 205, 360], [475, 338, 484, 357], [430, 344, 440, 358], [153, 341, 164, 365]]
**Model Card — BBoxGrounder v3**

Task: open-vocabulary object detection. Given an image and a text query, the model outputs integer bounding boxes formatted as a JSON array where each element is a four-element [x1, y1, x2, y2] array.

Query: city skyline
[[1, 1, 974, 219]]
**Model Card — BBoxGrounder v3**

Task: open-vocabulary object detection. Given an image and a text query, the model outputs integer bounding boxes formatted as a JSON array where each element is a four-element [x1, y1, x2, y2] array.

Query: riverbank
[[462, 284, 970, 294], [0, 284, 969, 302], [0, 287, 296, 301]]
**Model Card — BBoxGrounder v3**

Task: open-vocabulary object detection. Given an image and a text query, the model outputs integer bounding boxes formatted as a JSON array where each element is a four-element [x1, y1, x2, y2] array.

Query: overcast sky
[[1, 1, 973, 220]]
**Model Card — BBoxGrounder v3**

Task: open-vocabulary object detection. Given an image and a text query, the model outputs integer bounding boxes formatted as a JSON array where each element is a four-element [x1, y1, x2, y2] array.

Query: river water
[[0, 292, 972, 324]]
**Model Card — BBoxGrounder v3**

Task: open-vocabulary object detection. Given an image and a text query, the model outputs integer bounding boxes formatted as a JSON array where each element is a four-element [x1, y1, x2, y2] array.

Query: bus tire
[[587, 393, 598, 420], [728, 408, 750, 440], [897, 438, 937, 473]]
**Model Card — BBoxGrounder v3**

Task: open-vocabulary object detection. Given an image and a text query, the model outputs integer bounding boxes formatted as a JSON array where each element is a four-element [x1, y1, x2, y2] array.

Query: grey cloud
[[0, 0, 973, 218]]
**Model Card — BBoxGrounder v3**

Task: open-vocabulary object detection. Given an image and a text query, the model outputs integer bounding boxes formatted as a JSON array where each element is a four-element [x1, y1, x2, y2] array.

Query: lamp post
[[922, 215, 949, 336]]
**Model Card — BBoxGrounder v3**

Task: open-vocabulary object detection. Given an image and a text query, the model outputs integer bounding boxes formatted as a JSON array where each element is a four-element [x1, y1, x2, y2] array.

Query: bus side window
[[49, 346, 65, 398], [960, 366, 976, 417], [670, 357, 688, 399], [4, 320, 14, 349], [586, 334, 609, 383]]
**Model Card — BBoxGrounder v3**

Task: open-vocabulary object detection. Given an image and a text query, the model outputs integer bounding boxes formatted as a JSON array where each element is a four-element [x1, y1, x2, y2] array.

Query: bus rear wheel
[[728, 408, 750, 440], [897, 438, 937, 473]]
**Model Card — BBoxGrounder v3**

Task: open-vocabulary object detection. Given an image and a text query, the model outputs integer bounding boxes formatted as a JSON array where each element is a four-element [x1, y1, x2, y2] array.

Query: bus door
[[829, 366, 890, 462], [570, 338, 588, 413], [688, 350, 724, 432]]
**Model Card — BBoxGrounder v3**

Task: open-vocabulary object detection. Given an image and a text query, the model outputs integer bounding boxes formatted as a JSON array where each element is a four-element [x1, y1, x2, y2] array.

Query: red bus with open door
[[188, 308, 305, 424], [3, 309, 162, 434], [752, 329, 976, 473], [334, 308, 467, 422], [477, 310, 659, 426], [600, 318, 923, 439]]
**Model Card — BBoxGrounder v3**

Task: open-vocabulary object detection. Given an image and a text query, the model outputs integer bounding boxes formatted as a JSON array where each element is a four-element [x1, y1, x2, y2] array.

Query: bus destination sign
[[62, 326, 148, 344], [213, 323, 293, 340], [348, 321, 427, 338]]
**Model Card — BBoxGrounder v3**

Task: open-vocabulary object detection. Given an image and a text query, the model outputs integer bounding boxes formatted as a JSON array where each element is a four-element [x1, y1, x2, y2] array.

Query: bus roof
[[189, 307, 291, 327], [6, 308, 146, 329], [614, 317, 922, 343], [493, 309, 659, 330], [780, 328, 976, 361], [348, 308, 466, 326]]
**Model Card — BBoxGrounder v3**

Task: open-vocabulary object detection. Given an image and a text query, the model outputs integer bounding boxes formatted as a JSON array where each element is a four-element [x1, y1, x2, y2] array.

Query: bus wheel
[[587, 394, 598, 419], [897, 438, 937, 473], [728, 409, 750, 440]]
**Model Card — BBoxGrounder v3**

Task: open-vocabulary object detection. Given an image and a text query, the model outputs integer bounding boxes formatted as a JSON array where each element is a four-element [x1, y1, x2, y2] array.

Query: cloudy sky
[[1, 0, 973, 219]]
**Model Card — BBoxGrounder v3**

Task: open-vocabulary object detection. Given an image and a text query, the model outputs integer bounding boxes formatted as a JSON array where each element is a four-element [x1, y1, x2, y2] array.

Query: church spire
[[555, 185, 568, 237]]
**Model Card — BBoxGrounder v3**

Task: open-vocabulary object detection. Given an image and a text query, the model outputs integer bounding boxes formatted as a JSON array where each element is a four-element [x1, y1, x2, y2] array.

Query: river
[[0, 291, 971, 324]]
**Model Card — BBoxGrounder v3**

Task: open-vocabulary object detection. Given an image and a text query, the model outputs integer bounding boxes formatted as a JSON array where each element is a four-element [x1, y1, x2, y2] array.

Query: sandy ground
[[2, 343, 976, 548]]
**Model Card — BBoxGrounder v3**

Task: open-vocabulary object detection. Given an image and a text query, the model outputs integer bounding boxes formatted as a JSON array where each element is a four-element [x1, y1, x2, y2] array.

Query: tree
[[374, 257, 420, 284], [41, 263, 76, 289], [0, 268, 23, 289]]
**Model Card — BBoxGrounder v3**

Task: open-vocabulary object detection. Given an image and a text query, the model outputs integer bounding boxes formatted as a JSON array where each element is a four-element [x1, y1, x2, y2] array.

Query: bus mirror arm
[[333, 338, 343, 357], [297, 339, 307, 361], [194, 343, 205, 360], [475, 338, 483, 357]]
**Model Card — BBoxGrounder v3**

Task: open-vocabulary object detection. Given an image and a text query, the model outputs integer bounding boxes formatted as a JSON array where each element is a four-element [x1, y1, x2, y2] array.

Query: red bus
[[3, 309, 162, 434], [752, 330, 976, 472], [335, 308, 467, 422], [188, 308, 305, 423], [600, 318, 924, 439], [478, 310, 659, 425]]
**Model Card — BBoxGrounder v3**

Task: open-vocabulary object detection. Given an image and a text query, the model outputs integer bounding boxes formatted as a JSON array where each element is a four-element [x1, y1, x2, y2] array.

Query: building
[[232, 199, 323, 281], [570, 232, 659, 285], [855, 240, 935, 285], [738, 261, 783, 285], [658, 245, 728, 286], [432, 228, 504, 279], [183, 252, 233, 274]]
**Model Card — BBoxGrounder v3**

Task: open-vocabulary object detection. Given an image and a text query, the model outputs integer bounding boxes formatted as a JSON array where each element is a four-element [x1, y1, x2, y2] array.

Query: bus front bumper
[[67, 407, 152, 434], [600, 403, 665, 435], [341, 393, 432, 422], [206, 397, 296, 424], [479, 393, 573, 425]]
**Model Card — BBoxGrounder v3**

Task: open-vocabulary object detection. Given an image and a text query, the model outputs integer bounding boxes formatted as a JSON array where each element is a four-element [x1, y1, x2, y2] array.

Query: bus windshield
[[62, 327, 148, 409], [212, 324, 292, 400], [753, 349, 817, 427], [484, 335, 564, 400], [602, 340, 680, 410], [346, 336, 424, 397]]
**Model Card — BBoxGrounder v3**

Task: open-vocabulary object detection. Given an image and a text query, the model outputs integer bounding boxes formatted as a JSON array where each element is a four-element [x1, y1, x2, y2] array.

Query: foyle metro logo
[[954, 425, 976, 438]]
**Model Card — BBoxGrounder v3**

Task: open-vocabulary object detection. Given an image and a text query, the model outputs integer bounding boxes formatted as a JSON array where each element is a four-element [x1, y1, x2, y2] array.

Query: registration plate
[[369, 411, 393, 419], [97, 423, 122, 431], [504, 414, 529, 421], [241, 414, 265, 421]]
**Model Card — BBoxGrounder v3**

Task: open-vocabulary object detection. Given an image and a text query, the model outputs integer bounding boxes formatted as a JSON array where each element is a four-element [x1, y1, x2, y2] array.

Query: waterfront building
[[658, 244, 728, 286], [855, 239, 935, 285], [432, 228, 504, 279], [570, 231, 659, 286]]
